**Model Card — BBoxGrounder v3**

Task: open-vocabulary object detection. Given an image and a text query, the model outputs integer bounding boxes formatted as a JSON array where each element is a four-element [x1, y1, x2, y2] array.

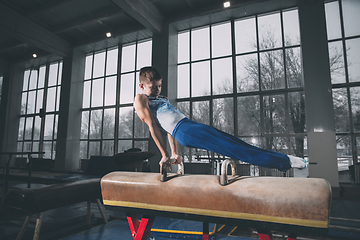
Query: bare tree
[[89, 110, 102, 139]]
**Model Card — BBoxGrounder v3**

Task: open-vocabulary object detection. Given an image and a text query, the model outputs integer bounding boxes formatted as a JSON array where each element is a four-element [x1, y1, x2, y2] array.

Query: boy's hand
[[170, 154, 183, 165], [159, 156, 171, 174]]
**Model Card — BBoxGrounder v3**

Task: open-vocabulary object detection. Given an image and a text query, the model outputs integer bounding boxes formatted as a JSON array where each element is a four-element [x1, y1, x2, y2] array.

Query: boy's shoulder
[[135, 93, 147, 98], [134, 94, 149, 103]]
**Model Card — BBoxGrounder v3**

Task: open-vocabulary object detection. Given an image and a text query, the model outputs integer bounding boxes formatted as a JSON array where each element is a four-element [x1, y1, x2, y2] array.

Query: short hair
[[139, 66, 162, 83]]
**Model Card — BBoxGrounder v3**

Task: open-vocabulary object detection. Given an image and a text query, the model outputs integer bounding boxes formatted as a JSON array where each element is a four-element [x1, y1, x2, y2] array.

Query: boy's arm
[[133, 94, 170, 173], [167, 133, 182, 164]]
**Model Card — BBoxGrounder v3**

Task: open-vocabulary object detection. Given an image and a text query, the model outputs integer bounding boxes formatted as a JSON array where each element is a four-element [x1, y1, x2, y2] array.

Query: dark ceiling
[[0, 0, 297, 69]]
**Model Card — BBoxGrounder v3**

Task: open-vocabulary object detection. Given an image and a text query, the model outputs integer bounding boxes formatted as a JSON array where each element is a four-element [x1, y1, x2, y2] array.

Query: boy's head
[[139, 66, 162, 97], [139, 66, 162, 84]]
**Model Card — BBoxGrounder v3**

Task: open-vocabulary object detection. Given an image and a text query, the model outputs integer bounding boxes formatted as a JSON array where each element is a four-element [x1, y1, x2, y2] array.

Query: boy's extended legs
[[173, 118, 293, 171]]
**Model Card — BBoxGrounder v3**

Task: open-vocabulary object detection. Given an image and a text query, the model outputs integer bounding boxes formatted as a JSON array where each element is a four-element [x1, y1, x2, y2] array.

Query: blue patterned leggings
[[172, 118, 291, 171]]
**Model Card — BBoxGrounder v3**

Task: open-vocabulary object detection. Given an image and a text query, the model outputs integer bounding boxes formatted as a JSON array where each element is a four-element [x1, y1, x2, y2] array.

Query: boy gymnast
[[134, 66, 307, 174]]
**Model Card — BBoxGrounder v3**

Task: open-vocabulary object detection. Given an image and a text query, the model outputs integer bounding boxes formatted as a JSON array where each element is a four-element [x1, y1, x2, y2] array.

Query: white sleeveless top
[[145, 94, 185, 134]]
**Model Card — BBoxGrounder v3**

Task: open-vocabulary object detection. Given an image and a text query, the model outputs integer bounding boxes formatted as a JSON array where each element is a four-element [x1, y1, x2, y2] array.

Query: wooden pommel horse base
[[101, 171, 332, 240]]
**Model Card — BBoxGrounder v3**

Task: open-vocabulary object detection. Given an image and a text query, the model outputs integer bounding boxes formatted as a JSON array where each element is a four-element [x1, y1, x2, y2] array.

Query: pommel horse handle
[[220, 159, 237, 186], [160, 159, 184, 182]]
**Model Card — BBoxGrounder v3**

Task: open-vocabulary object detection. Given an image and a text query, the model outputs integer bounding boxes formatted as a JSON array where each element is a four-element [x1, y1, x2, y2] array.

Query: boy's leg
[[173, 119, 291, 171]]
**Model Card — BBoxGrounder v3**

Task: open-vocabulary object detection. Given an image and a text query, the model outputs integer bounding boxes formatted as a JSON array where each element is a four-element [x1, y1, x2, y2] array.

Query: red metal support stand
[[203, 222, 209, 240], [287, 234, 297, 240], [126, 213, 155, 240], [258, 230, 297, 240], [258, 230, 274, 240]]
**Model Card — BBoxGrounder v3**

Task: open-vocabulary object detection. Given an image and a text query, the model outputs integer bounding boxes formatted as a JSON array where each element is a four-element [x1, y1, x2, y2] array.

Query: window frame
[[80, 40, 152, 159], [176, 9, 305, 177], [17, 61, 63, 159]]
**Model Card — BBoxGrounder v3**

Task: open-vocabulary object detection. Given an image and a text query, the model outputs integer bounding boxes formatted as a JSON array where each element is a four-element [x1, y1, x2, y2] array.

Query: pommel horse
[[101, 160, 332, 240]]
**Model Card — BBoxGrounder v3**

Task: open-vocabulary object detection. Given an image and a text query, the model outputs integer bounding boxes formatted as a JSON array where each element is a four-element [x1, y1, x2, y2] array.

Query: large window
[[325, 0, 360, 182], [81, 40, 152, 159], [18, 61, 63, 159], [177, 9, 305, 176]]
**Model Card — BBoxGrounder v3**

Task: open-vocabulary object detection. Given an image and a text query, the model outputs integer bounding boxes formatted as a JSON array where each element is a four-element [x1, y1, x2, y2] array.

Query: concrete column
[[0, 64, 23, 163], [55, 49, 86, 172], [167, 24, 179, 105], [0, 68, 10, 163], [298, 0, 339, 187]]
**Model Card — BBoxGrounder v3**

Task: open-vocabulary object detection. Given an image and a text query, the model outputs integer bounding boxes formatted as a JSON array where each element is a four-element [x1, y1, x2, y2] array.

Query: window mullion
[[99, 51, 109, 156], [39, 64, 50, 156], [230, 19, 238, 137], [209, 25, 213, 127], [280, 10, 291, 143], [189, 30, 193, 119], [132, 41, 139, 149], [114, 44, 122, 154], [255, 15, 265, 146], [30, 68, 40, 152]]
